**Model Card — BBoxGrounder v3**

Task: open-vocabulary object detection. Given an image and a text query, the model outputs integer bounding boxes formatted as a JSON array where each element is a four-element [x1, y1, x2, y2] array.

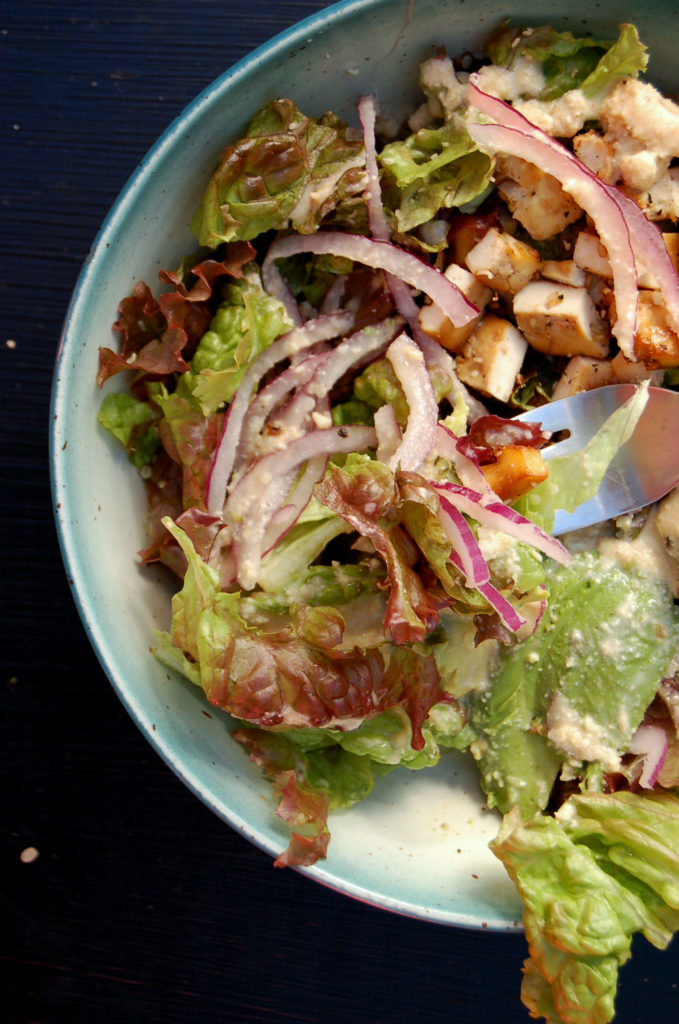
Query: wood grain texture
[[2, 2, 678, 1022]]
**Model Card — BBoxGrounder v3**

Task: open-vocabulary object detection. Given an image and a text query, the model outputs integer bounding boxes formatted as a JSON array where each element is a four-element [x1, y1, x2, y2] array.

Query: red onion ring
[[263, 230, 479, 328], [466, 95, 638, 355], [438, 494, 526, 631], [438, 494, 490, 586], [205, 310, 353, 513], [226, 424, 377, 588], [374, 403, 402, 464], [358, 93, 478, 379], [628, 723, 669, 788], [385, 332, 438, 472], [435, 481, 571, 566]]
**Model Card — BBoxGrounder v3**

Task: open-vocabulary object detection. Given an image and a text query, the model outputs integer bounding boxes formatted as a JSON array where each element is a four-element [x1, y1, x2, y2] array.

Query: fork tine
[[514, 384, 639, 461]]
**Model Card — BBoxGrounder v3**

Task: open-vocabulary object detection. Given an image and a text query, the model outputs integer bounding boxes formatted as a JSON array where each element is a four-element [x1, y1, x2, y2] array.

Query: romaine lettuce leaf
[[379, 124, 493, 233], [255, 497, 354, 594], [187, 267, 292, 415], [242, 562, 384, 619], [471, 551, 679, 817], [580, 24, 649, 98], [97, 392, 161, 470], [338, 697, 468, 768], [493, 791, 679, 1023], [191, 98, 366, 246]]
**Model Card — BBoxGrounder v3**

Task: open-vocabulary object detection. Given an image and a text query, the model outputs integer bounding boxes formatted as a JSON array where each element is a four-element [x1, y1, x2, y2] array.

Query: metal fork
[[515, 384, 679, 535]]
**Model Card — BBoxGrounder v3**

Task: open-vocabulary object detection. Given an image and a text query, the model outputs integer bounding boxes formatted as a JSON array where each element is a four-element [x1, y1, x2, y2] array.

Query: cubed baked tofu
[[598, 78, 679, 191], [418, 263, 491, 353], [464, 226, 542, 294], [573, 231, 613, 279], [632, 289, 679, 367], [663, 232, 679, 274], [574, 230, 658, 288], [572, 130, 618, 184], [551, 355, 616, 400], [513, 281, 610, 358], [611, 350, 664, 385], [495, 155, 583, 240], [482, 445, 549, 502], [455, 314, 527, 402], [541, 259, 586, 287]]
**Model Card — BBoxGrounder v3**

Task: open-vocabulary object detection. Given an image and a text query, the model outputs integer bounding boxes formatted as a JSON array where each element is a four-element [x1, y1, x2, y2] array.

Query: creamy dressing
[[546, 691, 621, 771]]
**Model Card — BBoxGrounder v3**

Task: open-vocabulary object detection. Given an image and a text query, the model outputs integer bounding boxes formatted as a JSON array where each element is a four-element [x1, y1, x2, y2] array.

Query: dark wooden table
[[3, 2, 679, 1021]]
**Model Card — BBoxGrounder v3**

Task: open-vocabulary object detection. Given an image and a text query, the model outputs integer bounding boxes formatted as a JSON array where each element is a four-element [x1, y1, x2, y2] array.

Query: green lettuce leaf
[[255, 497, 354, 594], [486, 23, 647, 102], [471, 551, 679, 817], [379, 123, 493, 232], [337, 699, 468, 768], [352, 356, 410, 424], [97, 392, 160, 470], [493, 791, 679, 1023], [580, 24, 648, 97], [187, 267, 292, 415], [242, 562, 384, 619], [351, 353, 456, 424], [191, 98, 366, 246]]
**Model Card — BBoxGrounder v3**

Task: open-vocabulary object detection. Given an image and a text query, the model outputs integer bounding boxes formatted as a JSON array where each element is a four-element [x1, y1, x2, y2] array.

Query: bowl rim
[[50, 0, 527, 933]]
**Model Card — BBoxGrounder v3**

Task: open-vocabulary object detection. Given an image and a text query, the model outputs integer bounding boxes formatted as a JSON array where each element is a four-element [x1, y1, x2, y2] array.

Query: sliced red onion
[[230, 467, 299, 587], [308, 316, 403, 397], [476, 581, 526, 632], [267, 316, 402, 440], [435, 423, 491, 492], [435, 481, 571, 566], [206, 310, 353, 513], [628, 723, 669, 789], [263, 231, 479, 328], [466, 110, 638, 356], [469, 78, 679, 337], [603, 184, 679, 339], [385, 333, 438, 472], [319, 274, 348, 314], [437, 494, 490, 586], [260, 262, 304, 327], [235, 352, 327, 467], [374, 403, 402, 464], [226, 424, 377, 588], [358, 94, 390, 243], [262, 454, 329, 553], [439, 494, 525, 629], [359, 93, 480, 382]]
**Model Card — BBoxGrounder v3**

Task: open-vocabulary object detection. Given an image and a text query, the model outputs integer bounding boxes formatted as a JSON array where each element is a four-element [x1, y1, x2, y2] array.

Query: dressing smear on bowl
[[96, 21, 679, 1024]]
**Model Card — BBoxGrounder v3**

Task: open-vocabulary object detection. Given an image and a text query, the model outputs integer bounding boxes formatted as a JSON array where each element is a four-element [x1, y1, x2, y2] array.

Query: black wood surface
[[2, 2, 678, 1021]]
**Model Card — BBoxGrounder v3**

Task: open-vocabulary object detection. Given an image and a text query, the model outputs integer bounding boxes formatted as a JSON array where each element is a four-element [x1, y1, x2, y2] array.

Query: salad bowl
[[51, 0, 679, 936]]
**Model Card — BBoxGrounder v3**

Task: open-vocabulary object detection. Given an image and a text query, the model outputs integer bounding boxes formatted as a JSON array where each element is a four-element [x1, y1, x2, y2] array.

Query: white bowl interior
[[51, 0, 677, 929]]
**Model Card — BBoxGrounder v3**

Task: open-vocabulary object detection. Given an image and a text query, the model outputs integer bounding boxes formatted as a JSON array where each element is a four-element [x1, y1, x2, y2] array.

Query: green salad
[[97, 21, 679, 1024]]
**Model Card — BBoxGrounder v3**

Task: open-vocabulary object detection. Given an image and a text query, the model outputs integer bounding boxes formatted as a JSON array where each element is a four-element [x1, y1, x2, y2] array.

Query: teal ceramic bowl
[[51, 0, 676, 929]]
